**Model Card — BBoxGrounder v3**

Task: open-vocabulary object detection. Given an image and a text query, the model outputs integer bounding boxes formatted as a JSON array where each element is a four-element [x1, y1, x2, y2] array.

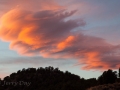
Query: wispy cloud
[[0, 0, 120, 70]]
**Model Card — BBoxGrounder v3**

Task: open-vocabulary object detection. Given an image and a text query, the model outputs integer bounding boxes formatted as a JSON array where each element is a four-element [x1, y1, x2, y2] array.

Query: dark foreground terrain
[[0, 66, 120, 90], [87, 83, 120, 90]]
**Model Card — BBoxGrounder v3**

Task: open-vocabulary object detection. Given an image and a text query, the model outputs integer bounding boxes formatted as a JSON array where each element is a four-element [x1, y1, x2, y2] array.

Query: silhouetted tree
[[119, 68, 120, 78], [0, 66, 98, 90], [98, 69, 117, 84]]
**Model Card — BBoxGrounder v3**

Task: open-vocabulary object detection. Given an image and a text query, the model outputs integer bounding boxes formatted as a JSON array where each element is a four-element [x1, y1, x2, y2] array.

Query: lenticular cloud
[[0, 9, 82, 56], [0, 8, 120, 70]]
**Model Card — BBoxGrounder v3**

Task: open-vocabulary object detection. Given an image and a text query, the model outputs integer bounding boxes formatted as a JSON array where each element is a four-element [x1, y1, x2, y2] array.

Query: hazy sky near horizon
[[0, 0, 120, 79]]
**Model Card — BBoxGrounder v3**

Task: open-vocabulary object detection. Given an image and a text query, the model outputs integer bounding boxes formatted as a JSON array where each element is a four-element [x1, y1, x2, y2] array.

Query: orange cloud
[[0, 8, 80, 55], [57, 36, 75, 50], [0, 7, 120, 70], [80, 52, 109, 70]]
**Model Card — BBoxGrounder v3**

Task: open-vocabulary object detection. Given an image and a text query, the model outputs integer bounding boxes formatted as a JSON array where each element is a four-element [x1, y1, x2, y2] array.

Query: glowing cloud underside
[[0, 8, 120, 70]]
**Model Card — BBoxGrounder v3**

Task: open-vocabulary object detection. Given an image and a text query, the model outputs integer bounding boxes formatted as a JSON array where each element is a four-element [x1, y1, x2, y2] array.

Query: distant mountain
[[0, 66, 97, 90]]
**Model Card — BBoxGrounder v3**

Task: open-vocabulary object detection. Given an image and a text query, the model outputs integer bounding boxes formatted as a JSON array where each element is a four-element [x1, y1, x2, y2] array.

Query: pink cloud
[[0, 0, 120, 70]]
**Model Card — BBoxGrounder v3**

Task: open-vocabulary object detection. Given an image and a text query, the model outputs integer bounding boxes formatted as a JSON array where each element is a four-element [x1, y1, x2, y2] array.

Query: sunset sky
[[0, 0, 120, 79]]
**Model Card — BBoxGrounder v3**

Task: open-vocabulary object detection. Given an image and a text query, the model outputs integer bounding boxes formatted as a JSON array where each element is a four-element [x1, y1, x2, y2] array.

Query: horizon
[[0, 66, 119, 80], [0, 0, 120, 79]]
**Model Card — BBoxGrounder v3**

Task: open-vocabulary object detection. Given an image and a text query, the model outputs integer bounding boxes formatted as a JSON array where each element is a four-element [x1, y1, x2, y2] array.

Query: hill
[[0, 66, 97, 90]]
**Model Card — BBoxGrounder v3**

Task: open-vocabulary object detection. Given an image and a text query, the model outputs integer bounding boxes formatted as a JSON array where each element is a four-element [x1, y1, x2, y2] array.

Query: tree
[[119, 68, 120, 78], [98, 69, 117, 84]]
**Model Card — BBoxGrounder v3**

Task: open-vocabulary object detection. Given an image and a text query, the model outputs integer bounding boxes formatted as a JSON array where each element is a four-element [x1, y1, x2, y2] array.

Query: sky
[[0, 0, 120, 79]]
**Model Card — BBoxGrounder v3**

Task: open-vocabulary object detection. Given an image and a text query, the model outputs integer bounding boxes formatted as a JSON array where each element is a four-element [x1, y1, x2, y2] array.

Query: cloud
[[0, 2, 120, 70], [53, 34, 120, 70], [0, 0, 61, 11], [0, 56, 74, 67], [0, 8, 82, 55]]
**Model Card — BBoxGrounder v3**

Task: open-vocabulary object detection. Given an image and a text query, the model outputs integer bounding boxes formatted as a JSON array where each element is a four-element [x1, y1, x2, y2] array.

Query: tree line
[[0, 66, 120, 90]]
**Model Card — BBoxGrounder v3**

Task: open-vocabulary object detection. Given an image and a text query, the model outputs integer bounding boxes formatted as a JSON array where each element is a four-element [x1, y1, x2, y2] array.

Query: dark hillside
[[0, 66, 97, 90]]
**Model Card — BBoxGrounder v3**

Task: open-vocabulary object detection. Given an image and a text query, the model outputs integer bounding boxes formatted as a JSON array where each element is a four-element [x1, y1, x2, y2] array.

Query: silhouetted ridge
[[0, 66, 97, 90], [1, 66, 120, 90]]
